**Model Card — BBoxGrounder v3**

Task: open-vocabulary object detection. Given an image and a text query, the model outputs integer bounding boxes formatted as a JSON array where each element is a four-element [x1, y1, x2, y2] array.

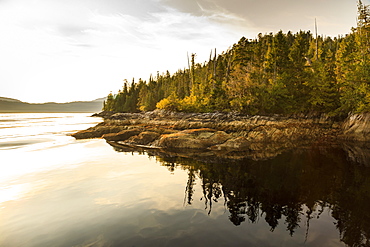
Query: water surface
[[1, 113, 369, 247]]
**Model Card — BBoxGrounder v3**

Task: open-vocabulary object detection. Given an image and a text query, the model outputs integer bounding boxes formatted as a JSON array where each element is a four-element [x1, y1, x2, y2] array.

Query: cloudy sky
[[0, 0, 366, 103]]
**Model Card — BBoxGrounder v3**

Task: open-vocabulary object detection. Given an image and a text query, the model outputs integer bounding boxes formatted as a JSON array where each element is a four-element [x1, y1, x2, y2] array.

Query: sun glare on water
[[0, 113, 103, 206]]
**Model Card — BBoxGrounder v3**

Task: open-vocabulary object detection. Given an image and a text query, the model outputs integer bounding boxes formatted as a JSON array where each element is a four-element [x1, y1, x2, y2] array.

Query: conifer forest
[[103, 2, 370, 117]]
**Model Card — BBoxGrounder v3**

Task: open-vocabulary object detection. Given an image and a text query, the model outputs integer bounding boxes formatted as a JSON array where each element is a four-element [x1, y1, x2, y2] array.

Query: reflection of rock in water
[[110, 142, 370, 246], [107, 138, 316, 161], [342, 142, 370, 167]]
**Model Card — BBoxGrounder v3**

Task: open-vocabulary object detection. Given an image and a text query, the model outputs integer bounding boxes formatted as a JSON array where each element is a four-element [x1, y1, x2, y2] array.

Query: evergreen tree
[[102, 2, 369, 115]]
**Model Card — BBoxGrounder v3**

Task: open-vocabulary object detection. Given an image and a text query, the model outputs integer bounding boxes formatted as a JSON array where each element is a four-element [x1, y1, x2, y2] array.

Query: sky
[[0, 0, 366, 103]]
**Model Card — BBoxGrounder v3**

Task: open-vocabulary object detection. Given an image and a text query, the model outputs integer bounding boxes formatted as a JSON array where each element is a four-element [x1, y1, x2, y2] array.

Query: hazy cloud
[[70, 43, 95, 48], [159, 0, 359, 36], [57, 25, 91, 37], [0, 0, 366, 102], [76, 0, 165, 17], [160, 0, 205, 16]]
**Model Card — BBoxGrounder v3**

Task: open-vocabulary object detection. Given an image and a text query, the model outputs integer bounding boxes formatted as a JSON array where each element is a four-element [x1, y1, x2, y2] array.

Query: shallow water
[[1, 113, 369, 246]]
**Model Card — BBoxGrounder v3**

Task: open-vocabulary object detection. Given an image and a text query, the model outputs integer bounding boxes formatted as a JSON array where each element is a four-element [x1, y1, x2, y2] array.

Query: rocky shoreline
[[69, 110, 370, 160]]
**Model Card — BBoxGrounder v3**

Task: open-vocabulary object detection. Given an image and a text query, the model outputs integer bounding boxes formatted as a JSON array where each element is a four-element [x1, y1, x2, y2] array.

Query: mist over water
[[1, 113, 369, 247]]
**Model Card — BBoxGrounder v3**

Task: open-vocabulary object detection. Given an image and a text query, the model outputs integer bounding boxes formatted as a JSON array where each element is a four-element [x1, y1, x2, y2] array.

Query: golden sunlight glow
[[0, 184, 30, 205]]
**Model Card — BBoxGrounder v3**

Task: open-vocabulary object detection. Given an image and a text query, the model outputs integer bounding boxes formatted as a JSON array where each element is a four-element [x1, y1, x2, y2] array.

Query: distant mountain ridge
[[0, 97, 23, 103], [0, 97, 105, 113]]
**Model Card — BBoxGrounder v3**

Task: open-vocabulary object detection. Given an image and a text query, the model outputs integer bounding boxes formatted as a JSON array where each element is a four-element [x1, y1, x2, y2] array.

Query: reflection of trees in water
[[154, 145, 370, 247], [331, 165, 370, 247], [108, 141, 370, 247]]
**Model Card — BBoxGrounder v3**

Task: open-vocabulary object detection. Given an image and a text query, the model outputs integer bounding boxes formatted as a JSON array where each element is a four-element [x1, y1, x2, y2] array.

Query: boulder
[[210, 137, 250, 151], [126, 131, 161, 145], [158, 132, 208, 149], [158, 128, 230, 149], [204, 131, 231, 146]]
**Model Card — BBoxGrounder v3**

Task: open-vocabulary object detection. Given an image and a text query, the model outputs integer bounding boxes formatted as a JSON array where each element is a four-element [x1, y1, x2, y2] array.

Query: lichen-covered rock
[[103, 128, 142, 141], [71, 125, 125, 139], [126, 131, 161, 145], [342, 113, 370, 141], [72, 111, 349, 154], [210, 137, 250, 151], [91, 111, 115, 118], [181, 128, 217, 135], [158, 133, 207, 149], [246, 129, 267, 142], [206, 131, 231, 144], [157, 129, 230, 149]]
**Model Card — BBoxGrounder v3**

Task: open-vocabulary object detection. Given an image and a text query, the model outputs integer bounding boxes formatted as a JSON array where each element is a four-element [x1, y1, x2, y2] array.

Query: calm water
[[1, 113, 369, 247]]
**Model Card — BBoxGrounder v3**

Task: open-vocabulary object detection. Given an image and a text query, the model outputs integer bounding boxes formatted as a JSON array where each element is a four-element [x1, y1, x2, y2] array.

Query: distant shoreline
[[0, 111, 99, 113], [0, 97, 105, 113]]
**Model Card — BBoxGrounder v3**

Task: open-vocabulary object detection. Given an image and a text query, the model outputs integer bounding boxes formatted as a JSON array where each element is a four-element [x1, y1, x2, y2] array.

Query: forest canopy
[[103, 1, 370, 116]]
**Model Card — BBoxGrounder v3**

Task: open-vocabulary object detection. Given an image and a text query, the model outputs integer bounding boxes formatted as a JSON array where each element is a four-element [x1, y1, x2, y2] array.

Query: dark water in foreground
[[1, 113, 369, 247]]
